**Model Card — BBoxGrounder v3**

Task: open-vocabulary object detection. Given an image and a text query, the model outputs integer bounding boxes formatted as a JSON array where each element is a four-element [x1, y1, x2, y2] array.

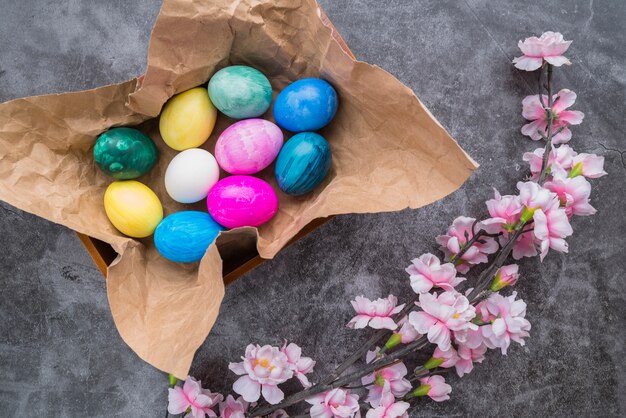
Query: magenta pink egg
[[207, 175, 279, 228], [215, 119, 284, 174]]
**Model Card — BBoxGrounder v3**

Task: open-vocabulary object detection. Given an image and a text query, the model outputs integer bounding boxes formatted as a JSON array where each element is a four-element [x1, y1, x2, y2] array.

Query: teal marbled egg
[[274, 132, 332, 196], [208, 65, 273, 119], [94, 127, 158, 179]]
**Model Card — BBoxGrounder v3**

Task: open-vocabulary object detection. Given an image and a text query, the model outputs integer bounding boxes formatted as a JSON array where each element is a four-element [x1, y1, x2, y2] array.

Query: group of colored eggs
[[94, 65, 339, 263]]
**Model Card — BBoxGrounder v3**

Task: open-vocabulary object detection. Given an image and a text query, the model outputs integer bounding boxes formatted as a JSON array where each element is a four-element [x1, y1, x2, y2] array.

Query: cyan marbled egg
[[215, 119, 283, 174], [275, 132, 332, 195], [207, 175, 278, 228], [94, 127, 158, 179], [273, 78, 338, 132], [208, 66, 273, 119], [154, 211, 224, 263]]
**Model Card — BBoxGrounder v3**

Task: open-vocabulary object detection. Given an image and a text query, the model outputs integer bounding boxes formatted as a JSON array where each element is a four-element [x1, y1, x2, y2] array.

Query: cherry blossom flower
[[517, 181, 558, 212], [453, 326, 485, 349], [406, 253, 464, 293], [365, 391, 409, 418], [362, 348, 411, 407], [481, 189, 523, 234], [167, 376, 223, 418], [347, 295, 405, 331], [306, 388, 360, 418], [436, 216, 498, 273], [513, 31, 572, 71], [511, 230, 538, 260], [571, 153, 607, 178], [521, 89, 584, 144], [480, 292, 531, 355], [229, 344, 293, 404], [490, 264, 520, 292], [430, 346, 459, 369], [454, 343, 488, 377], [219, 395, 251, 418], [408, 291, 477, 351], [523, 145, 576, 180], [280, 342, 316, 388], [396, 317, 421, 344], [533, 199, 573, 260], [409, 375, 452, 402], [545, 176, 596, 217]]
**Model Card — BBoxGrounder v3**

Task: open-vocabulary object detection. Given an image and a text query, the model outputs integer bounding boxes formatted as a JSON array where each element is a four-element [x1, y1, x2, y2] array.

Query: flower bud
[[408, 384, 432, 398], [424, 357, 444, 370], [168, 373, 178, 387], [517, 206, 536, 227], [384, 333, 403, 350], [489, 264, 519, 292], [568, 162, 583, 178]]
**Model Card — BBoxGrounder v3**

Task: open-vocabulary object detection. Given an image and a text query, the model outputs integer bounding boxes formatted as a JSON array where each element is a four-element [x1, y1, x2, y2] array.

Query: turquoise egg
[[208, 66, 273, 119], [94, 127, 158, 179], [154, 211, 225, 263], [274, 132, 332, 196]]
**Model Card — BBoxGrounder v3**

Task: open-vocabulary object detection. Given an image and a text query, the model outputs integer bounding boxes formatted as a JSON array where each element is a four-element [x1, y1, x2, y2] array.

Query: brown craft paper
[[0, 0, 478, 377]]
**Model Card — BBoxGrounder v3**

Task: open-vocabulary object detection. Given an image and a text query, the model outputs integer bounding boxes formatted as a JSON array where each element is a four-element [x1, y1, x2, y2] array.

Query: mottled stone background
[[0, 0, 624, 416]]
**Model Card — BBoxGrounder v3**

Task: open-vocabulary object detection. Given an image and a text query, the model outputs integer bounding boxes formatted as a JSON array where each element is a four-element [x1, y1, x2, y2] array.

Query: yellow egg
[[104, 181, 163, 238], [159, 87, 217, 151]]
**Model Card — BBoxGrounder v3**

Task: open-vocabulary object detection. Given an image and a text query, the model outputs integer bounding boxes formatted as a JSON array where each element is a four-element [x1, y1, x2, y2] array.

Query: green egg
[[94, 127, 158, 179], [208, 65, 273, 119]]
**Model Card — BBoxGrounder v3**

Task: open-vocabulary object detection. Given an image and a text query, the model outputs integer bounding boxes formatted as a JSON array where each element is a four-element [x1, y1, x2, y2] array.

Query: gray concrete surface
[[1, 0, 625, 416]]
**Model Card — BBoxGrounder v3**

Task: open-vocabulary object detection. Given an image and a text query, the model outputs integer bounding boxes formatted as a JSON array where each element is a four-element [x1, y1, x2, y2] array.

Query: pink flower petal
[[233, 376, 261, 403], [513, 56, 543, 71], [261, 384, 285, 405], [168, 387, 191, 414], [544, 55, 571, 66]]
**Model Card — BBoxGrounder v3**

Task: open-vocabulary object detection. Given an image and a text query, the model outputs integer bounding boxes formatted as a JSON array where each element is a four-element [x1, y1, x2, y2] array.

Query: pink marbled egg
[[207, 175, 278, 228], [215, 119, 284, 174]]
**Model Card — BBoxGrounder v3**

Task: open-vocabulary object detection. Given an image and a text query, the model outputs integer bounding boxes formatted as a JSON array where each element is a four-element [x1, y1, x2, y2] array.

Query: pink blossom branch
[[324, 222, 499, 387], [248, 337, 429, 417]]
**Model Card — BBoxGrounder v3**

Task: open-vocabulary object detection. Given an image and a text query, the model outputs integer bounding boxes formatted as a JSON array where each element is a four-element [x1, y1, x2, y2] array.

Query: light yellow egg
[[159, 87, 217, 151], [104, 181, 163, 238]]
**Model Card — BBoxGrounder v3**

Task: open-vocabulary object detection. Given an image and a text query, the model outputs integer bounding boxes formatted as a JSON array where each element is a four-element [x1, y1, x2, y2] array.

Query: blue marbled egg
[[154, 211, 224, 263], [275, 132, 332, 196], [273, 78, 338, 132]]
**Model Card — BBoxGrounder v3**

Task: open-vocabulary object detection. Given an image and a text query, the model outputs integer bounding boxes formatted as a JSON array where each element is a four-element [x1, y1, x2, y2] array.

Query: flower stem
[[320, 295, 419, 386], [538, 64, 554, 183]]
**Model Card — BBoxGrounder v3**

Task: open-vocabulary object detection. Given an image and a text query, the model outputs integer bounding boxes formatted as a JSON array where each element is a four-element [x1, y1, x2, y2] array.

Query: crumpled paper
[[0, 0, 477, 377]]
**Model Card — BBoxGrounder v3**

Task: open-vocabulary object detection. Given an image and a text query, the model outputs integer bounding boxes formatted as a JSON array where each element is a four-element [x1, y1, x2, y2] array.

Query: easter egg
[[273, 78, 338, 132], [93, 127, 158, 179], [159, 87, 217, 151], [208, 66, 272, 119], [104, 181, 163, 238], [215, 119, 283, 175], [154, 211, 225, 263], [207, 176, 278, 228], [164, 149, 220, 203], [275, 132, 332, 196]]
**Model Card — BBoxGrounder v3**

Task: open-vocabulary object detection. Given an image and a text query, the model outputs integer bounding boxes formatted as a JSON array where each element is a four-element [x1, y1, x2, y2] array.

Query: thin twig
[[539, 64, 554, 183], [320, 295, 419, 386]]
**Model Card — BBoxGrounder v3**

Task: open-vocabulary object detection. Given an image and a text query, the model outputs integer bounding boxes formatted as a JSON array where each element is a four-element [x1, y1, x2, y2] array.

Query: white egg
[[165, 148, 220, 203]]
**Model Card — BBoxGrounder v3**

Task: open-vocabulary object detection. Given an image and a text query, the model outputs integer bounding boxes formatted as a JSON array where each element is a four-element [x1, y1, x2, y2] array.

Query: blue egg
[[154, 211, 225, 263], [273, 78, 338, 132], [275, 132, 332, 195]]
